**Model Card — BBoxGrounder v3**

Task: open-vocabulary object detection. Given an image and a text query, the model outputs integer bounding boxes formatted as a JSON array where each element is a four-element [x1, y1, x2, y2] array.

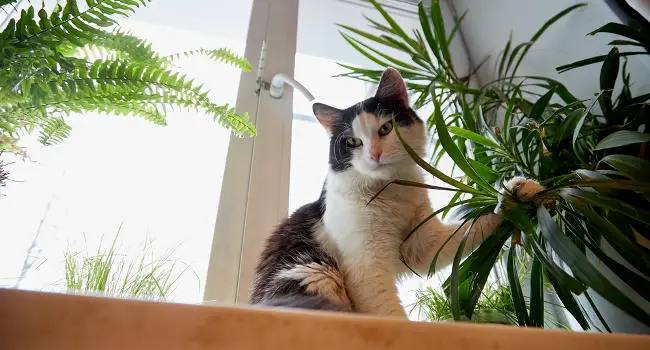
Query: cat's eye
[[346, 137, 362, 147], [378, 121, 393, 136]]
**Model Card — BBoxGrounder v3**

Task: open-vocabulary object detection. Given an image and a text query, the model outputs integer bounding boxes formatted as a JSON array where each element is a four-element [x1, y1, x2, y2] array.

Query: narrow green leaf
[[556, 51, 647, 73], [572, 95, 600, 164], [507, 245, 529, 326], [418, 2, 442, 64], [537, 206, 650, 326], [528, 88, 555, 121], [368, 0, 420, 51], [429, 0, 453, 69], [595, 131, 650, 150], [447, 10, 467, 44], [600, 154, 650, 181], [498, 37, 512, 79], [561, 188, 650, 226], [599, 47, 620, 117], [511, 3, 587, 77], [544, 268, 591, 330], [449, 126, 501, 150], [433, 98, 497, 194], [368, 179, 460, 204], [394, 121, 481, 194], [529, 257, 544, 327], [584, 291, 612, 333], [450, 222, 473, 321], [590, 22, 649, 48]]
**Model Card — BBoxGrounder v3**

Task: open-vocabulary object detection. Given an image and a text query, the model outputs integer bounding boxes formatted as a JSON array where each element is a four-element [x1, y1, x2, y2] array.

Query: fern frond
[[165, 48, 252, 71], [78, 29, 157, 61], [0, 0, 256, 157], [1, 0, 150, 47], [38, 117, 71, 145]]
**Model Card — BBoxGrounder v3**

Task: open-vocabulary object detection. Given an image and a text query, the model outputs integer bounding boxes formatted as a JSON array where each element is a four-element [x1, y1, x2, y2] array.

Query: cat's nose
[[370, 152, 381, 162]]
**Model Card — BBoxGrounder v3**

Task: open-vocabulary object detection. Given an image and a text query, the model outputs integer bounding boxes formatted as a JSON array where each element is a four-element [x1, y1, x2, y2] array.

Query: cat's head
[[313, 68, 425, 181]]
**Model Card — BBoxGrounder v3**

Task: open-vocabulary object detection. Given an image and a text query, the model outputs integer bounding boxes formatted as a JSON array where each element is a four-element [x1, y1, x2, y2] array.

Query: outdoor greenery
[[413, 283, 566, 328], [342, 0, 650, 330], [411, 256, 569, 328], [64, 230, 191, 300], [0, 0, 254, 157]]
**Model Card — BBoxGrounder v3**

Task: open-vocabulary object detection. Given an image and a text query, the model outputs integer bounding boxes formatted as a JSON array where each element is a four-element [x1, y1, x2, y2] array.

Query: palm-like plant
[[341, 0, 650, 330], [0, 0, 254, 156]]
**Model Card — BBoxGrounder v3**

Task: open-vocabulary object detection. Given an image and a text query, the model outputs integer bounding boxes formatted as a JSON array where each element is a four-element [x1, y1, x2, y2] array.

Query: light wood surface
[[1, 288, 648, 350]]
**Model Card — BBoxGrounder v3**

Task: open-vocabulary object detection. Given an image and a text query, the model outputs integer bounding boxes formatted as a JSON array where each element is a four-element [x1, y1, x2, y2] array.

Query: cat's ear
[[313, 103, 342, 134], [375, 67, 408, 106]]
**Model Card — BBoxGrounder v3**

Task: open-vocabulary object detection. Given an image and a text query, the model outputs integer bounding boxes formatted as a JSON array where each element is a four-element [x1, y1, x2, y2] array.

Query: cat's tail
[[261, 294, 351, 312]]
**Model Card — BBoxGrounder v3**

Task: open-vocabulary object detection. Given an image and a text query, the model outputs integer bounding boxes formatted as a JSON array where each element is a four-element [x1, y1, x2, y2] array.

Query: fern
[[164, 48, 253, 71], [38, 117, 72, 145], [0, 0, 255, 156]]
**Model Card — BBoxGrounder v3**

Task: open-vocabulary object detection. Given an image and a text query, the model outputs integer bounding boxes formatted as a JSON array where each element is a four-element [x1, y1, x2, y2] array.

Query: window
[[0, 0, 254, 303], [1, 0, 454, 313]]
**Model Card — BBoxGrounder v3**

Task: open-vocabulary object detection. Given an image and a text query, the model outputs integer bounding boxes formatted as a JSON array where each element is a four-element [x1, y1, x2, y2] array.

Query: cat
[[249, 68, 542, 317]]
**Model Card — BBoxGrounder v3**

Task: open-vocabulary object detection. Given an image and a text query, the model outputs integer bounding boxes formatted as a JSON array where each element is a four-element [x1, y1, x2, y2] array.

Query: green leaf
[[369, 179, 460, 204], [585, 291, 613, 333], [572, 95, 600, 165], [510, 3, 587, 78], [599, 47, 620, 117], [449, 222, 473, 321], [447, 10, 467, 44], [556, 51, 647, 73], [600, 154, 650, 181], [561, 212, 650, 297], [528, 87, 555, 121], [467, 159, 499, 184], [595, 131, 650, 150], [497, 37, 512, 79], [561, 188, 650, 226], [368, 0, 420, 52], [428, 0, 453, 70], [537, 206, 650, 326], [507, 245, 529, 326], [505, 208, 587, 294], [544, 268, 591, 330], [449, 126, 501, 150], [393, 121, 481, 195], [418, 2, 442, 64], [589, 22, 649, 49], [433, 97, 497, 194], [529, 257, 544, 327]]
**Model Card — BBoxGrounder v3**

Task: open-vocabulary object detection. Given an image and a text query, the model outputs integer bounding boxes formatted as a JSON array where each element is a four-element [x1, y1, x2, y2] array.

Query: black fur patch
[[249, 191, 340, 306], [327, 96, 422, 172], [261, 294, 349, 312]]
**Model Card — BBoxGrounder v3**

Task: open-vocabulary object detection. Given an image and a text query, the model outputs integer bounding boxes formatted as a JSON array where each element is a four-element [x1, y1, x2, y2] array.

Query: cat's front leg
[[343, 257, 407, 318], [400, 177, 543, 274]]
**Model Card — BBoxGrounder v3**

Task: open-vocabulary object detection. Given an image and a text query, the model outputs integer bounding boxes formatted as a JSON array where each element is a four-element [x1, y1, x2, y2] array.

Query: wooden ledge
[[0, 289, 648, 350]]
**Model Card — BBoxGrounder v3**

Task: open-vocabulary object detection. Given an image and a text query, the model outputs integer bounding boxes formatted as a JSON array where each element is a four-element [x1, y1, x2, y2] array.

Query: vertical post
[[203, 0, 299, 304]]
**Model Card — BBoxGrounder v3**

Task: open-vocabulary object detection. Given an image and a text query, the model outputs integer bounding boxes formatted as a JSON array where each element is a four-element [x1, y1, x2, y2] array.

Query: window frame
[[203, 0, 299, 304]]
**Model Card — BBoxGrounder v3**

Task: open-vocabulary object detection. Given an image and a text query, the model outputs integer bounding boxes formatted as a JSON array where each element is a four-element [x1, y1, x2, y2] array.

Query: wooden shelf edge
[[0, 288, 648, 350]]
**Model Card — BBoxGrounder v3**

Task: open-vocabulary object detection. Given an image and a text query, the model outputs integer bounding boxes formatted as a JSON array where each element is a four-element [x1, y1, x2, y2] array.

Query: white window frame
[[203, 0, 299, 304]]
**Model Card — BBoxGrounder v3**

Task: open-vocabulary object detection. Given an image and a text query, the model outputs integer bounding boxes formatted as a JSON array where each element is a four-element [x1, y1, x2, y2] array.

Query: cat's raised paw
[[495, 177, 544, 214], [505, 176, 543, 202]]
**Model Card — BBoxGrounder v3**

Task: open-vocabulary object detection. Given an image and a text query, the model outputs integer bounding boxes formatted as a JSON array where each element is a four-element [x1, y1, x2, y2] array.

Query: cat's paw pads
[[495, 177, 544, 214], [505, 176, 543, 202]]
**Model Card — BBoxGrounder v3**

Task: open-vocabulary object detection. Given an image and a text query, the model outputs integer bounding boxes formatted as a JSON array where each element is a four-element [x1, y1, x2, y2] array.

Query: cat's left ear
[[375, 67, 408, 106], [313, 103, 342, 135]]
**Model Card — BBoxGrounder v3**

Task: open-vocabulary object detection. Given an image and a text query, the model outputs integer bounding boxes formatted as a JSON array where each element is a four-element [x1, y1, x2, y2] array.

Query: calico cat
[[249, 68, 542, 317]]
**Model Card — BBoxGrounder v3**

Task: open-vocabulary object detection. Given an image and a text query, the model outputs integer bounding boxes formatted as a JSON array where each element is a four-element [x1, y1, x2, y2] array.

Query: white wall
[[451, 0, 650, 99], [449, 0, 650, 334]]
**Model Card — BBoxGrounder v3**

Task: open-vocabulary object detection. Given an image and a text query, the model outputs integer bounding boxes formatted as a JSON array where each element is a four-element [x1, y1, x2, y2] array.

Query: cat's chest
[[321, 189, 426, 256]]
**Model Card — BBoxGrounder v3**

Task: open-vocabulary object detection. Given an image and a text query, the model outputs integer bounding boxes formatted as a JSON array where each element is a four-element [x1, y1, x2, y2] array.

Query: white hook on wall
[[269, 73, 315, 101]]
